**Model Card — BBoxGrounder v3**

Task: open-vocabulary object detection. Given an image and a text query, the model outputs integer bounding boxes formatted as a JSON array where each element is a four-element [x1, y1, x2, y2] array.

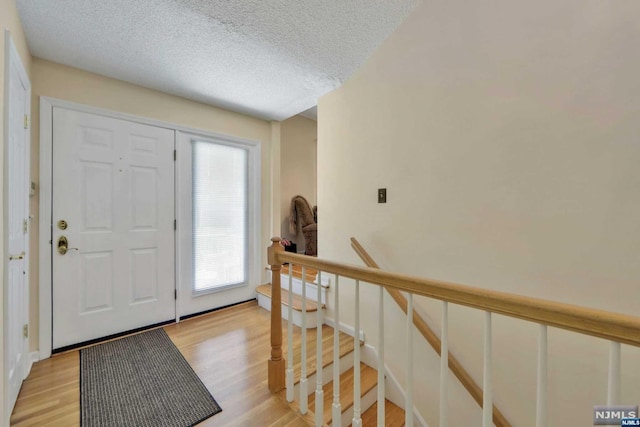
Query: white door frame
[[3, 30, 31, 424], [39, 98, 261, 358]]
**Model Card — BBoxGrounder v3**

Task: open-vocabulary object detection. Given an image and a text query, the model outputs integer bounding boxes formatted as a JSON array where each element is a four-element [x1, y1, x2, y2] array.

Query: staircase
[[258, 265, 407, 426], [257, 265, 329, 328], [265, 237, 640, 427]]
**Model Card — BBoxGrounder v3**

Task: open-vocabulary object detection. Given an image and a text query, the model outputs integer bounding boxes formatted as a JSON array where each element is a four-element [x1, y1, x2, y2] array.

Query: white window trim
[[39, 97, 261, 358]]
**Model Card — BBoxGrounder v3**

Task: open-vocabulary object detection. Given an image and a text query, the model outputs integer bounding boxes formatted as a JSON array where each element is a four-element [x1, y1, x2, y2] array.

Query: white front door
[[52, 107, 175, 350], [5, 34, 31, 417]]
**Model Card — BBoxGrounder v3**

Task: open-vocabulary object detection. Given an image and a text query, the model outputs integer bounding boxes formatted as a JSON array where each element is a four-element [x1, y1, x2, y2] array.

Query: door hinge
[[24, 115, 29, 130], [174, 290, 177, 300], [173, 149, 176, 161], [174, 219, 177, 230], [23, 219, 28, 234], [23, 324, 28, 339]]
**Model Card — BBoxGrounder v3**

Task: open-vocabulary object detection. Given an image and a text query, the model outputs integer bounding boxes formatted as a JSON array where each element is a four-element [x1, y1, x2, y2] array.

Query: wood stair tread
[[257, 284, 324, 312], [360, 399, 406, 427], [282, 264, 318, 283], [287, 324, 362, 385], [274, 389, 316, 427], [308, 363, 378, 425]]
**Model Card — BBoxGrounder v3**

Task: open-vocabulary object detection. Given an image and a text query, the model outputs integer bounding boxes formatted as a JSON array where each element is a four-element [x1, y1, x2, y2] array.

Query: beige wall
[[280, 115, 317, 249], [318, 0, 640, 425], [29, 58, 274, 351], [1, 0, 31, 422]]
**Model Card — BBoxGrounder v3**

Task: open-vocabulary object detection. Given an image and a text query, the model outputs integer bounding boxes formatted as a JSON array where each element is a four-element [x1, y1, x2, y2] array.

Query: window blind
[[192, 140, 248, 292]]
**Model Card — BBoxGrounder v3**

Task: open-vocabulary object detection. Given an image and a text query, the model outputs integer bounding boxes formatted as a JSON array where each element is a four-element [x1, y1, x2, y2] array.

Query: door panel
[[177, 132, 260, 317], [6, 41, 30, 417], [52, 108, 175, 349]]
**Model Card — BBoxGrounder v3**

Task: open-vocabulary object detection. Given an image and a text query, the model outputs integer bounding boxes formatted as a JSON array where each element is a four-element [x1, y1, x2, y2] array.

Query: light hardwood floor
[[10, 301, 310, 427]]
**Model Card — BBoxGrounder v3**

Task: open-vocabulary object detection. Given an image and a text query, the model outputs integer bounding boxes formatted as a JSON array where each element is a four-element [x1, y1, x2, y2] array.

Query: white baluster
[[607, 341, 621, 405], [315, 271, 324, 427], [536, 324, 547, 427], [483, 312, 493, 427], [332, 275, 342, 427], [440, 301, 448, 427], [378, 286, 385, 426], [286, 266, 294, 402], [300, 267, 308, 414], [352, 280, 362, 426], [406, 293, 414, 427]]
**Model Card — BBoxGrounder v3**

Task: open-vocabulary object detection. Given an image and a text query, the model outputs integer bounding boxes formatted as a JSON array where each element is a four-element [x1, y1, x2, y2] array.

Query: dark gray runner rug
[[80, 328, 221, 427]]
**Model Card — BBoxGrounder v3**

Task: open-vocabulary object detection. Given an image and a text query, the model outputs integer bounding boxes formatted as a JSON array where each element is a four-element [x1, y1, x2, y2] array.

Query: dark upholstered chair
[[289, 195, 317, 256]]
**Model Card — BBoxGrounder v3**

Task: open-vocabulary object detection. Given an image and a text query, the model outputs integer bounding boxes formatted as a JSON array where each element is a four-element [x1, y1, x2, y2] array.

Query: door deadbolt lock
[[57, 219, 68, 230], [57, 236, 78, 255]]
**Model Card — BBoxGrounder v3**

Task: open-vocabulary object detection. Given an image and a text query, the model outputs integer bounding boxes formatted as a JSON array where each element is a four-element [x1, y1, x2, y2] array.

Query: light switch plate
[[378, 188, 387, 203]]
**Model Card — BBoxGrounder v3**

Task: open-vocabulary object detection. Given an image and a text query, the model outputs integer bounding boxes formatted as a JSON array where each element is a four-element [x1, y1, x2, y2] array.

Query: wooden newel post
[[268, 237, 286, 392]]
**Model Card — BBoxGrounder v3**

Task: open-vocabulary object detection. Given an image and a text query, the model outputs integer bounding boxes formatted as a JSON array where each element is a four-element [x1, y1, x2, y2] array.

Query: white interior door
[[5, 34, 31, 417], [52, 107, 175, 350]]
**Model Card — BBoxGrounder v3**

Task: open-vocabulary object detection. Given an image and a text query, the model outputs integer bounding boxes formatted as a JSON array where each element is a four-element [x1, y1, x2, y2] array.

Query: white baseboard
[[340, 383, 378, 426], [24, 351, 39, 381], [383, 360, 430, 427], [39, 348, 51, 361], [359, 343, 429, 427], [360, 343, 379, 369], [323, 316, 365, 342]]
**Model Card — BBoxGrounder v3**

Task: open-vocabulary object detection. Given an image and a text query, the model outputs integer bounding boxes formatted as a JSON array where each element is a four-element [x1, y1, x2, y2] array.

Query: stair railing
[[267, 237, 640, 427], [350, 237, 511, 427]]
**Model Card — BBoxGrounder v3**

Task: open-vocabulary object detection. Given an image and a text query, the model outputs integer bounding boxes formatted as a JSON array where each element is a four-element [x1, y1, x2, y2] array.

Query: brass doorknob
[[57, 236, 79, 255]]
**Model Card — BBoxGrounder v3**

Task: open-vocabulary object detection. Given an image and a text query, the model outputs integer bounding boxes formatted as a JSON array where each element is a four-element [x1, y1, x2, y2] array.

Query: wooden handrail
[[269, 241, 640, 347], [350, 237, 511, 427]]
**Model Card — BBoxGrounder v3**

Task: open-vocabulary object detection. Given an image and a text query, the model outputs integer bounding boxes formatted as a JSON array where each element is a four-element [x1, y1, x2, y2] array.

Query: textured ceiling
[[17, 0, 420, 121]]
